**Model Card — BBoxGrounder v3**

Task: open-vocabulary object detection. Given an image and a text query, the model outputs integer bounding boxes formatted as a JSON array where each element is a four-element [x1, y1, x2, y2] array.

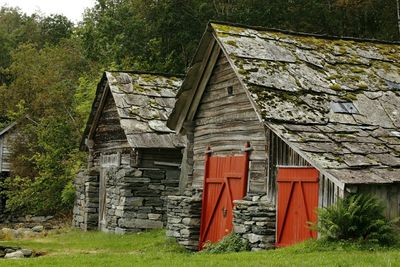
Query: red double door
[[276, 167, 319, 247], [199, 147, 250, 249]]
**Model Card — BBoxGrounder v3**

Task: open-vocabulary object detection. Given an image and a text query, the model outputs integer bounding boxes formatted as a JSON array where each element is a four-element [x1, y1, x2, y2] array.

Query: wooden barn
[[73, 71, 185, 233], [0, 122, 16, 178], [165, 22, 400, 250]]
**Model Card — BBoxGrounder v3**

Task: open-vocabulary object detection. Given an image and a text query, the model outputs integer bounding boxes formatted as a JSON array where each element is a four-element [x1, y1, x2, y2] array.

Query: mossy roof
[[169, 22, 400, 185], [82, 71, 184, 149]]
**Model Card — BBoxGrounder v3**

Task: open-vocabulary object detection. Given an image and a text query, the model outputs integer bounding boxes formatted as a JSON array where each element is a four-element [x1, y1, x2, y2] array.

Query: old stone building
[[166, 22, 400, 250], [73, 71, 185, 233]]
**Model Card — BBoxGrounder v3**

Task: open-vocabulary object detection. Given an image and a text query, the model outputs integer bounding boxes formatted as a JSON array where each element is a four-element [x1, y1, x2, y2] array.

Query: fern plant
[[316, 194, 398, 245]]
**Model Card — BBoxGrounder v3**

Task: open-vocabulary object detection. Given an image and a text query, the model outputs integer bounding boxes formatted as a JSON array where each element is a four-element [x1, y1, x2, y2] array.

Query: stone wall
[[165, 195, 202, 250], [233, 195, 276, 251], [73, 166, 180, 233], [73, 170, 99, 230]]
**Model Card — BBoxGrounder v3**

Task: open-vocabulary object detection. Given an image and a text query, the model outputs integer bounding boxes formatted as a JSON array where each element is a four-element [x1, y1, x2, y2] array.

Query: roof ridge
[[209, 20, 400, 45], [105, 70, 185, 78]]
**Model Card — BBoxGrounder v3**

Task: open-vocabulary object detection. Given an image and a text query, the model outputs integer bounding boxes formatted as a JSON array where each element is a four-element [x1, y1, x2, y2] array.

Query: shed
[[73, 71, 185, 233], [166, 22, 400, 250], [0, 122, 17, 177]]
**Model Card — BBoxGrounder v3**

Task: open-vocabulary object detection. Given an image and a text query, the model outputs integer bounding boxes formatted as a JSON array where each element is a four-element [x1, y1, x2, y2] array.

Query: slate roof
[[170, 22, 400, 185], [82, 71, 185, 150]]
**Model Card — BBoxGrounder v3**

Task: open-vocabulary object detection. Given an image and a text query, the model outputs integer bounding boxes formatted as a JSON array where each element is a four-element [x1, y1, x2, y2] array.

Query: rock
[[4, 250, 24, 259], [182, 218, 200, 226], [1, 228, 17, 240], [21, 249, 32, 257], [4, 248, 16, 253], [148, 213, 162, 220], [32, 225, 44, 232], [0, 250, 5, 257]]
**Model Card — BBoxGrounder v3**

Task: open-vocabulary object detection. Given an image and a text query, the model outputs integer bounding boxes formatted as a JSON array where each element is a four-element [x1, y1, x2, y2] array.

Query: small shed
[[166, 22, 400, 250], [73, 71, 185, 233], [0, 122, 17, 177]]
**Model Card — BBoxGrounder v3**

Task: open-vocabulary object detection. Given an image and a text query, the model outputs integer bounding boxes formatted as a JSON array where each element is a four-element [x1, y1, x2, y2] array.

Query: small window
[[331, 101, 359, 114], [227, 86, 234, 96]]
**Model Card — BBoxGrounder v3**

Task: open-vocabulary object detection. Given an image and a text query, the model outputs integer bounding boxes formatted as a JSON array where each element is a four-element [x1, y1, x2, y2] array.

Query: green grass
[[0, 229, 400, 266]]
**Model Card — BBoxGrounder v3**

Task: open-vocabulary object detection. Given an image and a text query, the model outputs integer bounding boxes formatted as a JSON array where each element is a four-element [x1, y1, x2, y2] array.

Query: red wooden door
[[199, 145, 250, 250], [276, 167, 319, 247]]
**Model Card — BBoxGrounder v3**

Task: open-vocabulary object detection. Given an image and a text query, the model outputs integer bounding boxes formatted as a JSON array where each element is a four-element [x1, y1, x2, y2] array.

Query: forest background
[[0, 0, 399, 216]]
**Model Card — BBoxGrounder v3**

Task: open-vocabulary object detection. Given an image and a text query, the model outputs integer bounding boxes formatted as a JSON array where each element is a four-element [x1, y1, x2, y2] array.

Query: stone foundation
[[73, 166, 180, 233], [166, 195, 202, 250], [73, 170, 99, 230], [233, 195, 276, 251]]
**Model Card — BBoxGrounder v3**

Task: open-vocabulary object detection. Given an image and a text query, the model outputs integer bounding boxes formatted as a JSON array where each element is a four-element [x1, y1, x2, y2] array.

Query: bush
[[202, 233, 249, 253], [316, 193, 399, 246]]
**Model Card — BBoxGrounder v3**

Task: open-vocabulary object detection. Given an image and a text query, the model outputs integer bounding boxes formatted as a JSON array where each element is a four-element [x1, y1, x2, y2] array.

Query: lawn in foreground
[[0, 229, 399, 267]]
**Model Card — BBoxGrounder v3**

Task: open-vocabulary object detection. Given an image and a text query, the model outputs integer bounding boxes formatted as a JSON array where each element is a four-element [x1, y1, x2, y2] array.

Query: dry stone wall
[[73, 166, 180, 233], [73, 170, 99, 230], [165, 195, 202, 250], [233, 195, 276, 251]]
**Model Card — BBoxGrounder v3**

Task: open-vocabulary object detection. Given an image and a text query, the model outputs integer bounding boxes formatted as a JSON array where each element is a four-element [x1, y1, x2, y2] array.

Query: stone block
[[182, 218, 200, 226], [166, 169, 180, 180], [143, 170, 165, 179], [149, 184, 165, 190], [148, 213, 162, 220], [119, 219, 163, 229]]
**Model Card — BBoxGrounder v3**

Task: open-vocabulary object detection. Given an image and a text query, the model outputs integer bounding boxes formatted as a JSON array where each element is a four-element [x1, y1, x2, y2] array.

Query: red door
[[199, 145, 250, 250], [276, 167, 319, 247]]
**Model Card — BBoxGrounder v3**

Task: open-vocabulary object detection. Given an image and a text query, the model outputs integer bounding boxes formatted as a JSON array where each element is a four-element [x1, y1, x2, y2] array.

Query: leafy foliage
[[316, 194, 399, 246], [202, 233, 249, 253]]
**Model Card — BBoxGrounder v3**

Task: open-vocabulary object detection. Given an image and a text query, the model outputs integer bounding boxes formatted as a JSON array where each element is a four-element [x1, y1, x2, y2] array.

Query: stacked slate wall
[[73, 166, 180, 233], [233, 195, 276, 251], [165, 195, 202, 250], [73, 170, 99, 230]]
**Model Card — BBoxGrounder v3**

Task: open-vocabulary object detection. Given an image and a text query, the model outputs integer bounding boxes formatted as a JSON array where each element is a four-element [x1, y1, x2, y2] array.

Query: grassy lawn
[[0, 229, 399, 266]]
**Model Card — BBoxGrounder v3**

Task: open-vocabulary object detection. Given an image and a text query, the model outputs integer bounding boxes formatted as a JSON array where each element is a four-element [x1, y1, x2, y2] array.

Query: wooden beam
[[87, 84, 110, 142], [175, 38, 216, 131]]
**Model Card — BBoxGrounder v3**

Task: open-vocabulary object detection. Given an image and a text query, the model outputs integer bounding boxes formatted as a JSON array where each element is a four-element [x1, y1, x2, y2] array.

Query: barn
[[0, 122, 16, 178], [73, 71, 185, 233], [165, 22, 400, 250]]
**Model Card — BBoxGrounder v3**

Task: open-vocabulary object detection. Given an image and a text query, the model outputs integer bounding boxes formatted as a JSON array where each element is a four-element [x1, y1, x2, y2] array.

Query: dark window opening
[[227, 86, 234, 96]]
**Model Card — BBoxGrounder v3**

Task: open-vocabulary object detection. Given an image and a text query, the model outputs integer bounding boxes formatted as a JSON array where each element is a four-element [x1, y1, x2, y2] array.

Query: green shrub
[[202, 233, 249, 253], [316, 193, 399, 246], [61, 180, 76, 209]]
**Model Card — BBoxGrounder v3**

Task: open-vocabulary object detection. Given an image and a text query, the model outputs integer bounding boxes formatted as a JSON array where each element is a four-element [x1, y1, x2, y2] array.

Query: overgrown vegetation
[[0, 0, 399, 216], [315, 194, 399, 246], [202, 233, 249, 253]]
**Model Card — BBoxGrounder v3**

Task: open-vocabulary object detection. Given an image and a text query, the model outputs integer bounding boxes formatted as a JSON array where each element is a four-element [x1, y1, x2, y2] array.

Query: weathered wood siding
[[319, 175, 343, 208], [0, 131, 14, 173], [191, 51, 267, 192], [92, 90, 131, 167], [357, 184, 400, 219], [267, 131, 310, 201]]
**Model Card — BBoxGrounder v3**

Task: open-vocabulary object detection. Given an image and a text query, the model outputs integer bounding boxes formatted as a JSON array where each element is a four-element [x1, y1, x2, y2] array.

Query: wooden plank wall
[[0, 131, 13, 173], [357, 184, 400, 219], [319, 175, 343, 209], [267, 130, 310, 201], [92, 92, 131, 167], [192, 51, 268, 193], [139, 148, 182, 169]]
